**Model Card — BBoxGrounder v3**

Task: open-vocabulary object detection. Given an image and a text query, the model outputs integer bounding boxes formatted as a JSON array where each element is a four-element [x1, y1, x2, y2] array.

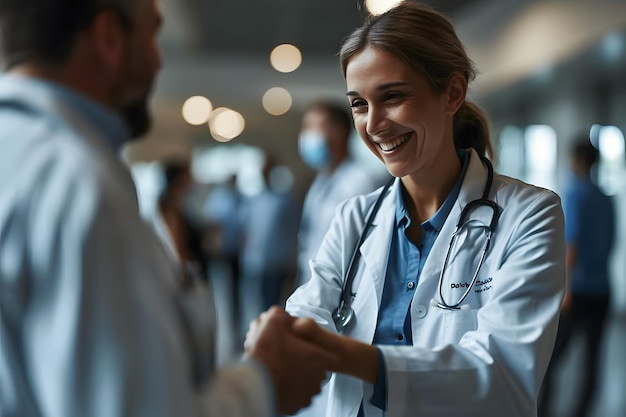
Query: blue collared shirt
[[367, 150, 470, 411], [0, 73, 129, 152]]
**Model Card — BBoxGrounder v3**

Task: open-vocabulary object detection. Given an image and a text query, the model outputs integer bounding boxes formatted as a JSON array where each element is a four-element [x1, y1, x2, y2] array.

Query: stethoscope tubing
[[333, 156, 498, 330], [437, 227, 492, 310], [333, 177, 394, 330]]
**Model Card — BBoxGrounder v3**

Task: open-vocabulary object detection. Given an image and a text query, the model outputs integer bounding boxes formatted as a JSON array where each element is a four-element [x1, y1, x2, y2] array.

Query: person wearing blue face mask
[[293, 100, 383, 417], [296, 100, 382, 288], [298, 129, 331, 169]]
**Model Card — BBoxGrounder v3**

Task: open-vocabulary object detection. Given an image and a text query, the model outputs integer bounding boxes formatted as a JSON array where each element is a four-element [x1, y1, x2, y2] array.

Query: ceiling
[[124, 0, 626, 163], [159, 0, 484, 57], [133, 0, 490, 160]]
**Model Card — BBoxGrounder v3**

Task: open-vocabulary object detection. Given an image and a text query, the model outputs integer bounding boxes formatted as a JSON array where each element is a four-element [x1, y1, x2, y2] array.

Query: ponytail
[[453, 101, 494, 161]]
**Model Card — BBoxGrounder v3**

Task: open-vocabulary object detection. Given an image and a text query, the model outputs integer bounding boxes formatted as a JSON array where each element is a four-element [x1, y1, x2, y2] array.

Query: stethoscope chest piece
[[332, 301, 354, 331]]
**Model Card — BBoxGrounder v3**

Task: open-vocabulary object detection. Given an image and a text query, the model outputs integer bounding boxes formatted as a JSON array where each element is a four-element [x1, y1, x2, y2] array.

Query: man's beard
[[120, 97, 151, 139]]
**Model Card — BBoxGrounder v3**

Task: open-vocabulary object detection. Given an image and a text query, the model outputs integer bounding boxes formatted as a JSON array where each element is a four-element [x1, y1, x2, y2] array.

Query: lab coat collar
[[359, 179, 397, 306], [455, 148, 491, 213], [0, 73, 130, 153]]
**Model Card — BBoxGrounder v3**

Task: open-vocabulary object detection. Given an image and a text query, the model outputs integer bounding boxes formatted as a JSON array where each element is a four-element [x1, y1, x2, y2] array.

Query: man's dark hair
[[571, 136, 599, 171], [0, 0, 133, 68], [307, 100, 352, 139]]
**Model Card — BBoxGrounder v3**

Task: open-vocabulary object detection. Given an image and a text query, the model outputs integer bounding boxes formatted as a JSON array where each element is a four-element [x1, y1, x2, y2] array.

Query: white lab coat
[[286, 149, 566, 417], [0, 74, 273, 417]]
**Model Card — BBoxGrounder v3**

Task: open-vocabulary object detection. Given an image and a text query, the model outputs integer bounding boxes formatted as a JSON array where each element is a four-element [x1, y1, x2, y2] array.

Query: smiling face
[[345, 46, 463, 180]]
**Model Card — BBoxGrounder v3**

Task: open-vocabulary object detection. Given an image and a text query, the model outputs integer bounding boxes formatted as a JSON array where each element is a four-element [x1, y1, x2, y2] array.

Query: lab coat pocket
[[442, 308, 479, 343]]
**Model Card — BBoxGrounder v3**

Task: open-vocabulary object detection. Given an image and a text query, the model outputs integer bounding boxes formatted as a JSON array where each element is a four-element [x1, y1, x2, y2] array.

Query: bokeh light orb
[[262, 87, 293, 116], [270, 44, 302, 73], [182, 96, 212, 125], [209, 107, 245, 142]]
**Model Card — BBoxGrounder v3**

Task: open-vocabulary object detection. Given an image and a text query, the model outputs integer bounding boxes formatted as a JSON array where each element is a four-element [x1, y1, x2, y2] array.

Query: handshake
[[243, 306, 378, 415]]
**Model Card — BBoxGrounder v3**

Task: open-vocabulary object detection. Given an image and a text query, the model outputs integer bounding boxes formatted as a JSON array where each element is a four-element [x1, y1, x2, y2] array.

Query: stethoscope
[[332, 156, 500, 332]]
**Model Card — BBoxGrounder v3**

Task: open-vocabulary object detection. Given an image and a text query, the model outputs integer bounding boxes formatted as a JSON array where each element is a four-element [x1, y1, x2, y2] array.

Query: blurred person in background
[[239, 152, 299, 341], [259, 2, 566, 416], [539, 138, 615, 417], [202, 173, 245, 331], [297, 99, 382, 286], [149, 158, 210, 281], [0, 0, 335, 416]]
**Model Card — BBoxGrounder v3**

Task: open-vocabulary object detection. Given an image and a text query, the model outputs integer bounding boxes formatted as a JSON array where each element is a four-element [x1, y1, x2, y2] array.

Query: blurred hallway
[[543, 312, 626, 417]]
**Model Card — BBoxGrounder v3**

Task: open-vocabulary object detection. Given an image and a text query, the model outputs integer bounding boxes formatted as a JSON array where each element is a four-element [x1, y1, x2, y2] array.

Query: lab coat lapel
[[417, 149, 489, 292], [359, 179, 398, 308]]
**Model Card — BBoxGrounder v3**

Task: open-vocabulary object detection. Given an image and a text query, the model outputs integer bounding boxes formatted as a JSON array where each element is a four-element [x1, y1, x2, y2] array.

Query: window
[[524, 125, 557, 191], [193, 144, 265, 196], [497, 125, 526, 180], [591, 124, 626, 196]]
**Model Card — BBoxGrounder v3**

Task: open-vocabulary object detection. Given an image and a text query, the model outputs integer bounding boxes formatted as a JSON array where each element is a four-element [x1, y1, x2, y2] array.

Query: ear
[[84, 10, 128, 72], [444, 72, 467, 115]]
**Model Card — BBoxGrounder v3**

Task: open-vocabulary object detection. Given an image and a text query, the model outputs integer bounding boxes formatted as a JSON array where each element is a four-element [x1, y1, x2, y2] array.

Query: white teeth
[[378, 133, 410, 151]]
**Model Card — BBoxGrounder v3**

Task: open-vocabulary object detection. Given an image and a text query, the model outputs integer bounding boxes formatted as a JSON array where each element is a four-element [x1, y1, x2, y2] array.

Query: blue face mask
[[298, 130, 330, 169]]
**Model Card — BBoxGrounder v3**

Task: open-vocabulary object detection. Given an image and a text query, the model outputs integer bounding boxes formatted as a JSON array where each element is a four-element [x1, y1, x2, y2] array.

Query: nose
[[365, 105, 389, 138]]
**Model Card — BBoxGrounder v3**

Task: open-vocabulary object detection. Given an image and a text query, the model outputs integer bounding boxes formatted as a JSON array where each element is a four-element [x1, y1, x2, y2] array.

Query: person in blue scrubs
[[539, 138, 616, 417]]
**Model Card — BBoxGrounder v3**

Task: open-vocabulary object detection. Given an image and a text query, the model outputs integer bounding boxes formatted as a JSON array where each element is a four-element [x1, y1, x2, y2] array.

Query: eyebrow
[[346, 81, 409, 96]]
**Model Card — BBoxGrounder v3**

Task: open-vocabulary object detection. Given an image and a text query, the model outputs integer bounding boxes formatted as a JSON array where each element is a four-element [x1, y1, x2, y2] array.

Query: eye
[[349, 98, 368, 111], [385, 92, 406, 101]]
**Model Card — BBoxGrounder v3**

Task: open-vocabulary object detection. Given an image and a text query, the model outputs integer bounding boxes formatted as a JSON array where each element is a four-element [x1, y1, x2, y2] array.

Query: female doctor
[[248, 2, 566, 416]]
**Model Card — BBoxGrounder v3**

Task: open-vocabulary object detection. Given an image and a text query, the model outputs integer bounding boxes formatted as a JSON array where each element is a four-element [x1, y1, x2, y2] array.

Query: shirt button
[[396, 334, 404, 341], [407, 281, 415, 290], [414, 305, 427, 318]]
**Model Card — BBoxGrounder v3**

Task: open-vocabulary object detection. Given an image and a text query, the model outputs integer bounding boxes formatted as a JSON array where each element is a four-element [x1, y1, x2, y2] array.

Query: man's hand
[[244, 307, 337, 415], [291, 316, 379, 384]]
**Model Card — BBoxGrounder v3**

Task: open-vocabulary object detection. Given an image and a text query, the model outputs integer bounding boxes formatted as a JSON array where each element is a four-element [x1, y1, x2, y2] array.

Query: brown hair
[[306, 99, 352, 139], [339, 1, 493, 159]]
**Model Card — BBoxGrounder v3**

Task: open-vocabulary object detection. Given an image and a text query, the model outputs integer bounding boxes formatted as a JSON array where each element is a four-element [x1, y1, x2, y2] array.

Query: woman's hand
[[290, 316, 380, 384], [244, 307, 338, 415]]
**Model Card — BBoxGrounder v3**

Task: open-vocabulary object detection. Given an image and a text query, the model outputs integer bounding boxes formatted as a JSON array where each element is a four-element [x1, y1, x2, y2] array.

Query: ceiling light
[[270, 44, 302, 73], [182, 96, 213, 125], [365, 0, 404, 15], [209, 107, 245, 142], [262, 87, 293, 116]]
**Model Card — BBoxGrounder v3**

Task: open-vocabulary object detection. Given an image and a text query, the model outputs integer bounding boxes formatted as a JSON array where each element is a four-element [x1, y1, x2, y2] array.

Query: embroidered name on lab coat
[[449, 276, 493, 292]]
